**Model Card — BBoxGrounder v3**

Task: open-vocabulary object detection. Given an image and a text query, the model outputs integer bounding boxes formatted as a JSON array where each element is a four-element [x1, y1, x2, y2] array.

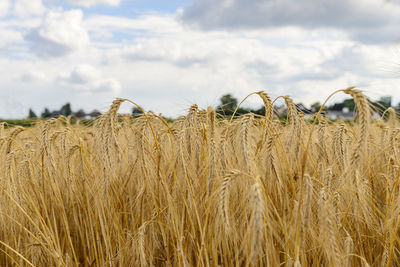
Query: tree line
[[28, 103, 101, 119], [28, 94, 395, 119]]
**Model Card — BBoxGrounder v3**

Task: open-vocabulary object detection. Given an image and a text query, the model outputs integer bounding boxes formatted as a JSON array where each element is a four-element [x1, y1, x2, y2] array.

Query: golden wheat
[[0, 87, 399, 266]]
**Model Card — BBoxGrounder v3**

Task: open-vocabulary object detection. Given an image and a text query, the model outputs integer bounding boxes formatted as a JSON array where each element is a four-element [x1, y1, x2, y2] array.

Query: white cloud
[[58, 64, 121, 94], [95, 14, 400, 114], [1, 5, 400, 119], [83, 14, 182, 42], [105, 17, 348, 75], [181, 0, 400, 43], [0, 28, 23, 49], [61, 0, 122, 7], [0, 0, 10, 18], [64, 64, 100, 84], [94, 79, 121, 93], [19, 70, 48, 82], [25, 9, 90, 58], [14, 0, 46, 17]]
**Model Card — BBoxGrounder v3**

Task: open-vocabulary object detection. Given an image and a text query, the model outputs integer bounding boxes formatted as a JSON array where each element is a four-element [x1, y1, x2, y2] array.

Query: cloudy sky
[[1, 0, 400, 118]]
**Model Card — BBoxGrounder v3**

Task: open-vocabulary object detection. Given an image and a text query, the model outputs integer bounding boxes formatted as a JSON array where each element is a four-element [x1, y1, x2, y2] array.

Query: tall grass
[[0, 87, 399, 266]]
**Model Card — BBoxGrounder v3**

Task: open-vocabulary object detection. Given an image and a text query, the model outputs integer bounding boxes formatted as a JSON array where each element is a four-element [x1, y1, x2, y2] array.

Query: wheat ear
[[220, 170, 240, 233], [250, 181, 265, 265], [343, 87, 369, 166]]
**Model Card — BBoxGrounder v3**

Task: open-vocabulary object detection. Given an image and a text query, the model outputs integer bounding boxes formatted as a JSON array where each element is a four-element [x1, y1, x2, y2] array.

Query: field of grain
[[0, 87, 398, 266]]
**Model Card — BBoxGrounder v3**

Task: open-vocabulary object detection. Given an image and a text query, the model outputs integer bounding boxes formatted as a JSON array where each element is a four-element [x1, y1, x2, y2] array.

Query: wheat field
[[0, 87, 399, 266]]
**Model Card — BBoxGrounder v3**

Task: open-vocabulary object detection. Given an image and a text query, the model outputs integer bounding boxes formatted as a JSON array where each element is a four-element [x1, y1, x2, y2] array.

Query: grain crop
[[1, 87, 399, 266]]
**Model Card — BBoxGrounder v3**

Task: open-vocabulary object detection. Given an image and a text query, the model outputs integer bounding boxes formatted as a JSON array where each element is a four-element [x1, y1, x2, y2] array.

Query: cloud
[[83, 14, 182, 43], [107, 17, 346, 74], [25, 9, 90, 58], [0, 0, 10, 18], [114, 39, 210, 68], [94, 14, 400, 111], [180, 0, 400, 43], [2, 5, 400, 119], [58, 64, 121, 94], [64, 64, 100, 84], [94, 79, 121, 93], [60, 0, 122, 7], [0, 29, 23, 50], [19, 70, 48, 82], [14, 0, 46, 17]]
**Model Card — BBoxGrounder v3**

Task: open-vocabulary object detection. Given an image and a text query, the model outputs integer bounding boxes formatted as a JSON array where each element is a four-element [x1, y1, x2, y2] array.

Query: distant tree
[[296, 103, 312, 113], [41, 108, 51, 118], [396, 102, 400, 111], [216, 94, 238, 116], [375, 96, 391, 110], [379, 96, 392, 108], [89, 110, 102, 119], [343, 99, 355, 111], [215, 93, 265, 116], [371, 96, 392, 116], [60, 103, 72, 116], [251, 106, 266, 116], [74, 109, 86, 119], [328, 102, 344, 111], [310, 102, 322, 113], [28, 108, 37, 118], [132, 107, 143, 117]]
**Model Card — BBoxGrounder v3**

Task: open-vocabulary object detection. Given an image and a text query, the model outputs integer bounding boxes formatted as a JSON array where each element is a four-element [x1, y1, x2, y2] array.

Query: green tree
[[41, 108, 51, 118], [60, 103, 72, 116], [74, 109, 86, 118], [28, 108, 37, 118], [343, 99, 355, 111], [132, 107, 143, 117], [251, 106, 265, 116], [310, 102, 321, 113], [216, 94, 238, 116]]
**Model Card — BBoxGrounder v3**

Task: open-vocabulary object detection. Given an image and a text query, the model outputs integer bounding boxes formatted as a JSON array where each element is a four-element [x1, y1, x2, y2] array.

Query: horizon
[[1, 0, 400, 118], [8, 92, 394, 120]]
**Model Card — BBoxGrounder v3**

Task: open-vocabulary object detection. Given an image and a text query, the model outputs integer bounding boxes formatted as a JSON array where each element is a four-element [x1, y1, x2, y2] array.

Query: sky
[[1, 0, 400, 118]]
